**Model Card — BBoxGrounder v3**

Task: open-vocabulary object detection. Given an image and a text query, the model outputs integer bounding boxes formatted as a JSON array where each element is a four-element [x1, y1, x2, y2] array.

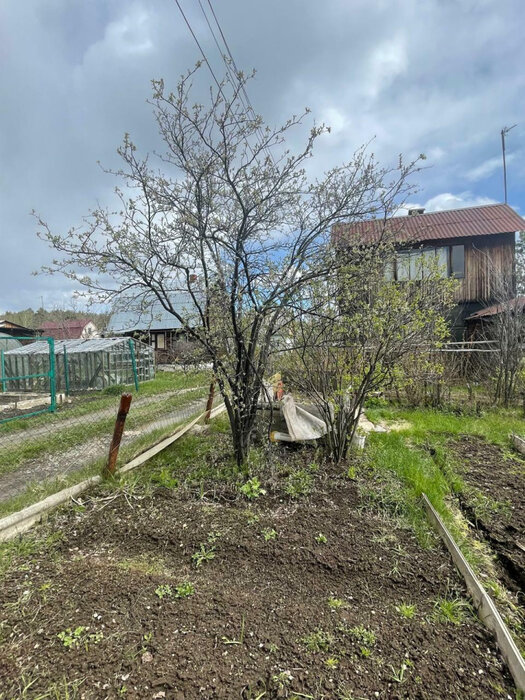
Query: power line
[[172, 0, 225, 99], [202, 0, 275, 163], [205, 0, 256, 119], [197, 0, 243, 95], [172, 0, 273, 164]]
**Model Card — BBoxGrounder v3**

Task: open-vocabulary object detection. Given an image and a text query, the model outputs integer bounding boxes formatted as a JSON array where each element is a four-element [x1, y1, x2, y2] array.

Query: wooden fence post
[[204, 378, 215, 423], [104, 393, 133, 477]]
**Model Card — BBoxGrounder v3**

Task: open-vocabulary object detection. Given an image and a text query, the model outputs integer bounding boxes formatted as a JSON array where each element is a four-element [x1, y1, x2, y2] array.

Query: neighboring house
[[0, 319, 39, 340], [38, 319, 99, 340], [106, 293, 199, 363], [333, 203, 524, 339]]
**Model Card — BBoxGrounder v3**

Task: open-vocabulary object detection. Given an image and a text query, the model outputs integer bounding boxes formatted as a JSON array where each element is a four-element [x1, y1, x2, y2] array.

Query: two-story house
[[332, 203, 524, 339]]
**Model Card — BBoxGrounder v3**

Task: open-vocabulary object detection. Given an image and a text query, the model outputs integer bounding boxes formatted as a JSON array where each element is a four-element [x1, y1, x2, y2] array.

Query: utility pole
[[501, 124, 517, 204]]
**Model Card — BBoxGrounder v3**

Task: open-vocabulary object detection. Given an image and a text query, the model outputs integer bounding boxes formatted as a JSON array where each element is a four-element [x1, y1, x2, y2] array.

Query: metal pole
[[104, 393, 133, 477], [501, 124, 517, 204], [501, 129, 508, 204], [48, 337, 56, 412], [128, 338, 139, 392], [1, 350, 5, 393], [63, 345, 70, 397]]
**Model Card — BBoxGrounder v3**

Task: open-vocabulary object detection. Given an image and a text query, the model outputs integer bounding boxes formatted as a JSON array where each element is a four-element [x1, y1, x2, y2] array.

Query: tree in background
[[36, 64, 420, 466], [484, 274, 525, 407], [281, 246, 454, 463], [3, 307, 109, 333], [473, 235, 525, 407]]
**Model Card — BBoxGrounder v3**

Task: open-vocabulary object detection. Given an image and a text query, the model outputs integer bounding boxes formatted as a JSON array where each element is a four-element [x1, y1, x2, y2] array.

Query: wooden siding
[[453, 233, 515, 303]]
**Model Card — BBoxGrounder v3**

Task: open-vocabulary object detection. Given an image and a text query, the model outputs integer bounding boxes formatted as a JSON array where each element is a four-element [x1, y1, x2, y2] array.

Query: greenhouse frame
[[2, 337, 155, 394]]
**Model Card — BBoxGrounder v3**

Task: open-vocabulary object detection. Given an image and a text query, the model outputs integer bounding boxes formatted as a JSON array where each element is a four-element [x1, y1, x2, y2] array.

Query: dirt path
[[0, 398, 208, 504], [0, 387, 204, 449]]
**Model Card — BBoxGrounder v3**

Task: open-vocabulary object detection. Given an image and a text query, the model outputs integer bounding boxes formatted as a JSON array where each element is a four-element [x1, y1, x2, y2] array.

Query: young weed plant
[[155, 582, 195, 600], [240, 477, 266, 500], [395, 603, 417, 619], [302, 629, 333, 653], [221, 614, 246, 646], [285, 468, 313, 498], [57, 626, 103, 651], [432, 597, 471, 625], [344, 624, 376, 658], [192, 544, 216, 567], [262, 528, 278, 541]]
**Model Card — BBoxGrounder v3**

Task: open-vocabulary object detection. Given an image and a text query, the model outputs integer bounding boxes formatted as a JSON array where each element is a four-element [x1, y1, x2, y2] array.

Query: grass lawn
[[0, 370, 211, 518], [0, 369, 210, 437], [0, 411, 520, 699]]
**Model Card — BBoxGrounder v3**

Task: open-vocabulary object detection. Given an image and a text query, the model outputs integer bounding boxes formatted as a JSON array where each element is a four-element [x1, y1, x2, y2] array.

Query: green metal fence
[[0, 336, 56, 424]]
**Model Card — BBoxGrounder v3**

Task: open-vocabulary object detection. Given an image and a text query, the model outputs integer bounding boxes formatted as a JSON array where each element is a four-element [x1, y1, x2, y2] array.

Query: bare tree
[[281, 246, 454, 463], [36, 65, 420, 465], [484, 288, 525, 407], [473, 239, 525, 406]]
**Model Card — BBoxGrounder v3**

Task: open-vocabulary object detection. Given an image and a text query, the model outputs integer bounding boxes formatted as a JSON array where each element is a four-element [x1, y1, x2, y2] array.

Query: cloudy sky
[[1, 0, 524, 312]]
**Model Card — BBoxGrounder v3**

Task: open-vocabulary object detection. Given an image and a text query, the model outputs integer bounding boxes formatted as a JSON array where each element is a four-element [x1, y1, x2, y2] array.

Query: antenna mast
[[501, 124, 517, 204]]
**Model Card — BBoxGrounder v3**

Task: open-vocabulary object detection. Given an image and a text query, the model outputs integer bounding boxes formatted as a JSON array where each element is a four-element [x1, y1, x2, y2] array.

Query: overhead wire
[[203, 0, 275, 163], [172, 0, 226, 100], [172, 0, 274, 165]]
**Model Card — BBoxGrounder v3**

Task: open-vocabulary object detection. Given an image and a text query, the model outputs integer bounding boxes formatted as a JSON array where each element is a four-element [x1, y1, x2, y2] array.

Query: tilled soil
[[449, 435, 525, 595], [0, 460, 516, 699]]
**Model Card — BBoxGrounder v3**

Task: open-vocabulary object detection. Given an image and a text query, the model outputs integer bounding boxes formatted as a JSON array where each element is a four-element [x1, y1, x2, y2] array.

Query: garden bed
[[0, 421, 517, 699], [450, 435, 525, 595]]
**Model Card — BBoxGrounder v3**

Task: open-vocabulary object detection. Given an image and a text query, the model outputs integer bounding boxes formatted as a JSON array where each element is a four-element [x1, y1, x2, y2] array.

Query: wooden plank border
[[422, 494, 525, 693], [0, 403, 226, 542]]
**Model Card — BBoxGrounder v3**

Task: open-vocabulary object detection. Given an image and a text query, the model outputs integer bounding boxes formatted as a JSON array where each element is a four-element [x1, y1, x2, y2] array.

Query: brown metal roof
[[38, 319, 94, 340], [333, 203, 524, 246], [466, 296, 525, 321]]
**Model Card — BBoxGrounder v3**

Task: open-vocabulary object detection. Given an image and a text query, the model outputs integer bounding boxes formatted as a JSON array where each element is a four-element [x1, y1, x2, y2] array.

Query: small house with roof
[[38, 319, 99, 340], [333, 203, 524, 339], [0, 319, 39, 339], [106, 292, 199, 363]]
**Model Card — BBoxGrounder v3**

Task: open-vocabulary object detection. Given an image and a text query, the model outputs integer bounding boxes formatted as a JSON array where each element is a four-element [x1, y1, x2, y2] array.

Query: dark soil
[[0, 446, 517, 699], [449, 435, 525, 596]]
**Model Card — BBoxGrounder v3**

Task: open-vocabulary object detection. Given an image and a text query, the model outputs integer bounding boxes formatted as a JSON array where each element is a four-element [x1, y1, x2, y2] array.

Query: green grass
[[395, 603, 417, 619], [432, 597, 472, 625], [0, 369, 209, 436], [361, 402, 525, 653], [366, 404, 524, 448], [362, 403, 524, 555], [0, 386, 207, 478], [0, 401, 210, 519]]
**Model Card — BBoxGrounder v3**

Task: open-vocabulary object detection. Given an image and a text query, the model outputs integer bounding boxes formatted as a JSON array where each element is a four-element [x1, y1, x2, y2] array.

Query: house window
[[397, 252, 411, 280], [389, 244, 464, 281], [450, 245, 465, 278], [156, 333, 165, 350], [435, 247, 448, 277]]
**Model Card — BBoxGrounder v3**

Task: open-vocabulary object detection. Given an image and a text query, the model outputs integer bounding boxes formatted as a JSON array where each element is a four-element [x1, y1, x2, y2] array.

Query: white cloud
[[103, 4, 154, 57], [466, 154, 515, 181], [0, 0, 524, 309], [422, 192, 498, 212], [364, 37, 408, 99]]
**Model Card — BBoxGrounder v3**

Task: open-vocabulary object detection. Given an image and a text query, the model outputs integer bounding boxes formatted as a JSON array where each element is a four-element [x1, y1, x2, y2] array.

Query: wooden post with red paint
[[104, 393, 133, 477], [204, 378, 215, 423]]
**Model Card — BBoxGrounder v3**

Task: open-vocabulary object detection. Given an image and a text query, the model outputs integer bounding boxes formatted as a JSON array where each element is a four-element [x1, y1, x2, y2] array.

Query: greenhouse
[[0, 333, 22, 353], [2, 337, 155, 394]]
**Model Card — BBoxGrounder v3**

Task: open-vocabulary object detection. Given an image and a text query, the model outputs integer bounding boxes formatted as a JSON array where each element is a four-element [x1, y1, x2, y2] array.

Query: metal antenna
[[501, 124, 517, 204]]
